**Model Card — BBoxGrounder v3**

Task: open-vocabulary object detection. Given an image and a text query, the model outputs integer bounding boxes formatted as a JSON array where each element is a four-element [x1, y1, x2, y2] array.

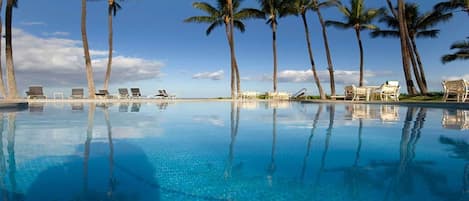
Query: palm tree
[[435, 0, 469, 15], [312, 0, 337, 99], [185, 0, 264, 98], [372, 3, 452, 94], [82, 0, 97, 99], [0, 0, 6, 98], [397, 0, 417, 95], [325, 0, 383, 87], [285, 0, 326, 99], [442, 37, 469, 63], [103, 0, 122, 91], [5, 0, 18, 99], [258, 0, 290, 93]]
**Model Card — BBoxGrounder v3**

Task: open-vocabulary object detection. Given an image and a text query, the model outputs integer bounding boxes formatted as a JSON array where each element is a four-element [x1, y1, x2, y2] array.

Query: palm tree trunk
[[225, 24, 236, 99], [316, 9, 336, 99], [354, 28, 364, 87], [397, 0, 417, 95], [302, 13, 325, 99], [104, 4, 113, 91], [410, 37, 428, 94], [5, 0, 18, 99], [227, 0, 241, 98], [0, 0, 6, 98], [82, 0, 97, 99], [407, 38, 424, 95], [272, 22, 278, 93]]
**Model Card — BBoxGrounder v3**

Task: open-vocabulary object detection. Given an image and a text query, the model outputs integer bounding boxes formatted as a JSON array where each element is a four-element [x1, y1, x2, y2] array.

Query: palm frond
[[193, 2, 220, 16], [318, 0, 339, 9], [233, 20, 246, 32], [415, 30, 439, 38], [417, 11, 452, 31], [450, 40, 469, 49], [325, 20, 352, 29], [360, 23, 378, 30], [184, 16, 217, 24], [206, 20, 224, 35], [370, 30, 399, 38], [235, 8, 266, 20]]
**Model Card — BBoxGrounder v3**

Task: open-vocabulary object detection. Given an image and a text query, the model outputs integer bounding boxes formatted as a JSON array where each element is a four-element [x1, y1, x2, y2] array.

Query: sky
[[5, 0, 469, 98]]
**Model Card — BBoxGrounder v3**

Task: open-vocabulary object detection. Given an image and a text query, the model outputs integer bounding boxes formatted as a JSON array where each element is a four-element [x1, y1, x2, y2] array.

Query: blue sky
[[8, 0, 469, 98]]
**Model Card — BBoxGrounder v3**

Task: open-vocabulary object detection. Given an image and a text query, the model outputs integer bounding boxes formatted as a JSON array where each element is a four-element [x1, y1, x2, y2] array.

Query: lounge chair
[[118, 88, 130, 99], [70, 88, 84, 99], [442, 79, 468, 102], [131, 88, 141, 98], [26, 86, 47, 99], [351, 85, 367, 101], [96, 89, 112, 99], [291, 88, 307, 99], [155, 89, 176, 99], [377, 81, 400, 101]]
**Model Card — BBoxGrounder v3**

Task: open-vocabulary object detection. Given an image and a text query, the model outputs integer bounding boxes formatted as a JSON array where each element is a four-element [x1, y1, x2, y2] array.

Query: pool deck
[[0, 98, 468, 110]]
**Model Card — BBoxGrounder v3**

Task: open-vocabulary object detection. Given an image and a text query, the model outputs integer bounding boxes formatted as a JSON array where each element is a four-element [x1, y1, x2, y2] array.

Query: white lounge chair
[[442, 79, 468, 102], [378, 81, 400, 102], [351, 85, 367, 101]]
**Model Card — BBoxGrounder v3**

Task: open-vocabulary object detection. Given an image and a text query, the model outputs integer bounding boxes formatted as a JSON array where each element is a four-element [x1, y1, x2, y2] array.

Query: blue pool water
[[0, 101, 467, 201]]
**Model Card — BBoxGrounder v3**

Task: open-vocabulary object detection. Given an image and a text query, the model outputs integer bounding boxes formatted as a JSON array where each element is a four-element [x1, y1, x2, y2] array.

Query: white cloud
[[7, 28, 164, 87], [42, 31, 70, 37], [20, 21, 46, 26], [261, 69, 383, 85], [192, 70, 224, 80]]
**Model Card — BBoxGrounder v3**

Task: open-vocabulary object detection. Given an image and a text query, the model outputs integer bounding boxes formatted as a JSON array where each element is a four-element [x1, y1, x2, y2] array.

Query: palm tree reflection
[[439, 136, 469, 200], [83, 103, 96, 195], [0, 114, 6, 200], [300, 104, 323, 182], [314, 104, 335, 187], [224, 102, 240, 179], [103, 107, 116, 199], [267, 108, 277, 186]]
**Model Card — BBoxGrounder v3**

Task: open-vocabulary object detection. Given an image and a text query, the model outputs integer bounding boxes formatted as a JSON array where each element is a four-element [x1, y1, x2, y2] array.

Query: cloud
[[20, 21, 46, 26], [42, 31, 70, 37], [192, 70, 224, 80], [8, 28, 164, 87], [192, 115, 225, 127], [260, 69, 385, 85]]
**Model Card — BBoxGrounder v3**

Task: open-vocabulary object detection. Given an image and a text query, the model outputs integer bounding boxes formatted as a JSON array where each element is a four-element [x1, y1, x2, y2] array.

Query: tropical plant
[[325, 0, 384, 87], [104, 0, 122, 91], [185, 0, 264, 98], [442, 37, 469, 63], [311, 0, 337, 98], [284, 0, 325, 99], [435, 0, 469, 15], [396, 0, 417, 95], [0, 0, 6, 98], [372, 3, 452, 94], [258, 0, 290, 93], [82, 0, 97, 98], [5, 0, 18, 99]]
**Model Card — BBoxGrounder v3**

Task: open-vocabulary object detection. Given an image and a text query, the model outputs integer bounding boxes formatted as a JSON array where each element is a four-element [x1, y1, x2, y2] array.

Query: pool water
[[0, 101, 467, 201]]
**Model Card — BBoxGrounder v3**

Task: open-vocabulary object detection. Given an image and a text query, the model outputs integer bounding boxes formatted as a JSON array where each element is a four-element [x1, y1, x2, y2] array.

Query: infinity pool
[[0, 101, 467, 201]]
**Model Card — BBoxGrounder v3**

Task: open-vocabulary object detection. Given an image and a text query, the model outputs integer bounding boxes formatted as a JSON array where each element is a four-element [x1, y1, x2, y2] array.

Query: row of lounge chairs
[[25, 86, 176, 99]]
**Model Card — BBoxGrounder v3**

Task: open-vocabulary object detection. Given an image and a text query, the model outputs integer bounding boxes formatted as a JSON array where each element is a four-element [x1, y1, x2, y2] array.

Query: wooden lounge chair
[[377, 81, 400, 102], [96, 89, 112, 99], [351, 85, 367, 101], [70, 88, 84, 99], [118, 88, 130, 99], [442, 79, 468, 102], [131, 88, 141, 98], [26, 86, 47, 99]]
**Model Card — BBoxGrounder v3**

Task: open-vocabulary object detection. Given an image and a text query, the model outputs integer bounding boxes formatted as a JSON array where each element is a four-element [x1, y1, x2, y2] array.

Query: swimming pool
[[0, 101, 467, 200]]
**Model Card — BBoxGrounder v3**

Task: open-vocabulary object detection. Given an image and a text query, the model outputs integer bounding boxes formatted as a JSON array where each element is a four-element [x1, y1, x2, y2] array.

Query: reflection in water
[[440, 136, 469, 200], [300, 105, 323, 182], [267, 108, 277, 186], [104, 107, 116, 199], [131, 103, 141, 113], [442, 109, 469, 130], [224, 102, 241, 179], [71, 103, 84, 111], [313, 104, 335, 189], [119, 103, 129, 112], [84, 103, 95, 195], [29, 103, 44, 113]]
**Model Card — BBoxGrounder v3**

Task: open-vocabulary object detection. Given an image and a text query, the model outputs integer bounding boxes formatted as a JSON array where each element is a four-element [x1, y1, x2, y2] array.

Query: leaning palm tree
[[326, 0, 383, 87], [285, 0, 325, 99], [258, 0, 290, 93], [103, 0, 122, 91], [0, 0, 6, 98], [372, 3, 453, 94], [5, 0, 18, 99], [312, 0, 337, 99], [435, 0, 469, 15], [82, 0, 97, 99], [185, 0, 264, 98], [442, 37, 469, 63]]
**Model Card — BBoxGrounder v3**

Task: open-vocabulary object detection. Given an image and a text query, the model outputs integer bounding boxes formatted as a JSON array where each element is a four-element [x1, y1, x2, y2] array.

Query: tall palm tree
[[258, 0, 290, 93], [372, 3, 452, 94], [103, 0, 122, 91], [185, 0, 264, 98], [82, 0, 97, 99], [325, 0, 383, 87], [285, 0, 326, 99], [397, 0, 417, 95], [0, 1, 6, 98], [312, 0, 337, 99], [5, 0, 18, 99], [442, 37, 469, 63], [435, 0, 469, 15]]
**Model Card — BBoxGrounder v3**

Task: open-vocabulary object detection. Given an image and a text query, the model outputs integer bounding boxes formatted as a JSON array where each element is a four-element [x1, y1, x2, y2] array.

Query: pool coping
[[1, 99, 468, 110]]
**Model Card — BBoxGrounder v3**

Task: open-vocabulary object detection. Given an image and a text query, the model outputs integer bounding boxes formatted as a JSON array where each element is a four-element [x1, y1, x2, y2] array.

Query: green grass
[[399, 92, 444, 102]]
